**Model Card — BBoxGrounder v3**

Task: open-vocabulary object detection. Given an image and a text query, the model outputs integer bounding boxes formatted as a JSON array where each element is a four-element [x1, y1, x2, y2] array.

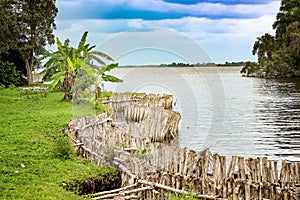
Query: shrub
[[0, 60, 26, 87], [53, 136, 75, 160]]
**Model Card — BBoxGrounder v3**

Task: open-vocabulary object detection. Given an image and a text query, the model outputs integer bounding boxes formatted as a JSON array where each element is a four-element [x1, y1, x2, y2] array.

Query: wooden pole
[[256, 158, 261, 182], [262, 157, 268, 182], [227, 156, 237, 177], [212, 154, 220, 179], [245, 185, 250, 200], [274, 161, 279, 184], [238, 156, 246, 180]]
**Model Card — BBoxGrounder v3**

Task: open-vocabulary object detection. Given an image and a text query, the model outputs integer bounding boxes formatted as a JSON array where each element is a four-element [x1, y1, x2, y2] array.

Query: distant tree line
[[242, 0, 300, 78], [216, 61, 246, 67], [159, 61, 246, 67], [0, 0, 58, 86]]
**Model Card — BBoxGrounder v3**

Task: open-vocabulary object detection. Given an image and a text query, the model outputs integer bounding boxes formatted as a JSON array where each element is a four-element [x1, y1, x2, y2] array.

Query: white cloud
[[124, 14, 276, 38], [100, 0, 279, 18], [54, 0, 280, 63]]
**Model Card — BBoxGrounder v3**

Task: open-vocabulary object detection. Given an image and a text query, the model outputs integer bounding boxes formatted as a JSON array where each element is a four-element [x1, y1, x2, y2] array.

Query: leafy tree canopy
[[249, 0, 300, 78], [0, 0, 58, 84]]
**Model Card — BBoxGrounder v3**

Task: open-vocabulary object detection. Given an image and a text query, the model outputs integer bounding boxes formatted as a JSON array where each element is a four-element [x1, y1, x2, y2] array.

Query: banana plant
[[94, 62, 122, 100], [40, 31, 122, 100]]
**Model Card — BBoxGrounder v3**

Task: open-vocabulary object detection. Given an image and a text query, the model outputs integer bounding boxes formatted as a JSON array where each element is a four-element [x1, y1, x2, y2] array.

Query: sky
[[54, 0, 281, 65]]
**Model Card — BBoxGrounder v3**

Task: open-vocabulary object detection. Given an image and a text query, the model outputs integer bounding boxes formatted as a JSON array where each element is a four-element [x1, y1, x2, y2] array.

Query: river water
[[105, 67, 300, 162]]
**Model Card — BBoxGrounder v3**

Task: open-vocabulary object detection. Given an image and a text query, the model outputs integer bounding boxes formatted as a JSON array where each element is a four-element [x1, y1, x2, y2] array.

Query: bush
[[0, 60, 26, 87], [53, 136, 75, 160]]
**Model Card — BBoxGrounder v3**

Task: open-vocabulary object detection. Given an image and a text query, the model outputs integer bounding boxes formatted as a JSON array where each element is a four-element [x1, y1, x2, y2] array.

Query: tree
[[240, 61, 259, 77], [0, 0, 19, 53], [269, 22, 300, 77], [41, 31, 122, 100], [273, 0, 300, 43], [0, 0, 58, 85], [249, 0, 300, 78], [252, 33, 276, 76]]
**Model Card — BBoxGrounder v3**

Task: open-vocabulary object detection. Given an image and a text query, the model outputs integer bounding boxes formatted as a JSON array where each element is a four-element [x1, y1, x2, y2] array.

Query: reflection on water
[[105, 67, 300, 162]]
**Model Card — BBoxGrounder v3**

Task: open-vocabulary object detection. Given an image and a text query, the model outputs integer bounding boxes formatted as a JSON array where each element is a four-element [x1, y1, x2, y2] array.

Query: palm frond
[[101, 63, 119, 72], [78, 31, 88, 51], [90, 51, 114, 61], [56, 37, 63, 52], [102, 74, 123, 83], [87, 45, 96, 52], [88, 54, 106, 66]]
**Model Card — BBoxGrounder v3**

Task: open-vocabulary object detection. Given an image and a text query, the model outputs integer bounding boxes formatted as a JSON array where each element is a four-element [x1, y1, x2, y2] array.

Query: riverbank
[[0, 88, 120, 199]]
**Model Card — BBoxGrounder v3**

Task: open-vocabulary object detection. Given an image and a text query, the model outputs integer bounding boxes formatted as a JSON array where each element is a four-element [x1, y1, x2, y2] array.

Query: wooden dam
[[66, 94, 300, 199]]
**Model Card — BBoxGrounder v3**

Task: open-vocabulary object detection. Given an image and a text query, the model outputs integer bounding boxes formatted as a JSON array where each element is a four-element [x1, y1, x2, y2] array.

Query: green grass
[[0, 88, 120, 200]]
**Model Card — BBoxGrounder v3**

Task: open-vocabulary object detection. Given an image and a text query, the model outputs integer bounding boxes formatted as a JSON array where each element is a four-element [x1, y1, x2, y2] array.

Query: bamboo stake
[[238, 156, 246, 180], [262, 157, 268, 182], [246, 158, 253, 181], [203, 150, 210, 177], [212, 154, 219, 179], [290, 163, 296, 187], [244, 181, 251, 200], [227, 156, 237, 177], [274, 161, 279, 184], [256, 158, 261, 182], [268, 160, 274, 183], [296, 162, 300, 183]]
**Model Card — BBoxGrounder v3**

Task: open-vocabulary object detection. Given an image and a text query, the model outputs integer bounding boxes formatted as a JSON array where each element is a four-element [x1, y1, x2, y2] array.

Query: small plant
[[135, 147, 153, 161], [98, 90, 114, 99], [103, 146, 115, 163], [94, 101, 113, 115], [169, 193, 199, 200], [53, 136, 75, 160]]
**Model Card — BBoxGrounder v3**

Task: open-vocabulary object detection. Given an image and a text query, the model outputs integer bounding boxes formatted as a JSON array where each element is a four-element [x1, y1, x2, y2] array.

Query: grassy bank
[[0, 88, 120, 199]]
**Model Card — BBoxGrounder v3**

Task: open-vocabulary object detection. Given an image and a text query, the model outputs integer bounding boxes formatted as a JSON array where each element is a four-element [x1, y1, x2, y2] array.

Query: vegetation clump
[[0, 60, 26, 87], [243, 0, 300, 78]]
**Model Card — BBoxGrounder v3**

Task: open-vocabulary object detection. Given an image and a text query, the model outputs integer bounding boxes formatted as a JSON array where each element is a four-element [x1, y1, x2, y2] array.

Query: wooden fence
[[66, 94, 300, 199], [77, 144, 300, 199]]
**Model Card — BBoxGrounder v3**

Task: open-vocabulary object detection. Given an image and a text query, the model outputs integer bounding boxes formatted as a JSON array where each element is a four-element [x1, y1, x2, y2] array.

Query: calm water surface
[[105, 67, 300, 162]]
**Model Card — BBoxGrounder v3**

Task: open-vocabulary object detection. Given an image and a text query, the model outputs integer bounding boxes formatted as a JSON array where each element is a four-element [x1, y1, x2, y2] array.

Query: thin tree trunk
[[63, 72, 76, 100], [95, 83, 99, 101], [25, 61, 33, 85], [22, 49, 35, 85]]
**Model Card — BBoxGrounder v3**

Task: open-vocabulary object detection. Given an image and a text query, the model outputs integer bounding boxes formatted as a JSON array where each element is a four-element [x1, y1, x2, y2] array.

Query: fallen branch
[[73, 143, 84, 147], [92, 186, 151, 200], [138, 179, 217, 199], [81, 117, 112, 130], [20, 87, 47, 91], [89, 183, 137, 197], [100, 98, 142, 104]]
